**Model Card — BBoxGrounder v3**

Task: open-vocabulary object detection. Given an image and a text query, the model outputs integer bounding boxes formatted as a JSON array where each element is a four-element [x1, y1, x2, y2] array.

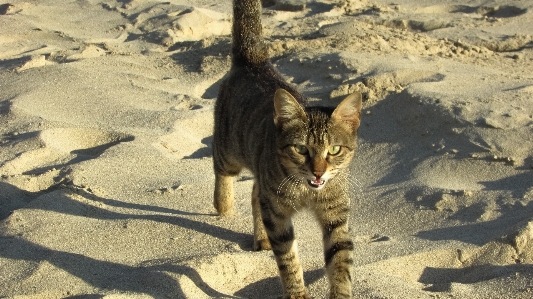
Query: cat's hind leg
[[214, 173, 235, 216], [212, 144, 241, 216]]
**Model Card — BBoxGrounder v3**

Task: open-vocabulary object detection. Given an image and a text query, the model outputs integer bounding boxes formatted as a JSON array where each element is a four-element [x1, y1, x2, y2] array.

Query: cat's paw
[[253, 238, 272, 251], [215, 207, 235, 217], [213, 198, 235, 216]]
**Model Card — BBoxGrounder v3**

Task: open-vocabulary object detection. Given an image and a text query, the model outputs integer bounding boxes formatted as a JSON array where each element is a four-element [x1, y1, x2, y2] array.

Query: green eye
[[293, 144, 308, 155], [328, 145, 341, 155]]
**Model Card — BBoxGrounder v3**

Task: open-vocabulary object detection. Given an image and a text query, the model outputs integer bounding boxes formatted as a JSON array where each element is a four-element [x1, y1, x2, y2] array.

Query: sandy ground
[[1, 0, 533, 298]]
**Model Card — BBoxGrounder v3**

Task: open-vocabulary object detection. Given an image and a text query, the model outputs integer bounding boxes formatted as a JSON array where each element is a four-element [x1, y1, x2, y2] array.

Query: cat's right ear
[[273, 89, 307, 127]]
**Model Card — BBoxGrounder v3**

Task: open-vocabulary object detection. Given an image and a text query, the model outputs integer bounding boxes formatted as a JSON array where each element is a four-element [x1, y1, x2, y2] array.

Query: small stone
[[370, 234, 390, 242], [482, 117, 505, 129], [435, 193, 457, 212], [461, 190, 473, 197]]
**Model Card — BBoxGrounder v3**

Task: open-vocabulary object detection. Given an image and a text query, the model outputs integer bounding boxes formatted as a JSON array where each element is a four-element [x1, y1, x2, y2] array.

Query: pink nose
[[313, 171, 324, 178]]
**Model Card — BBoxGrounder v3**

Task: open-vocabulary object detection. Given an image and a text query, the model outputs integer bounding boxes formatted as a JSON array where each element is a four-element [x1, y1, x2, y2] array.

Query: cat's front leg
[[316, 200, 354, 299], [252, 182, 271, 250], [260, 196, 310, 299]]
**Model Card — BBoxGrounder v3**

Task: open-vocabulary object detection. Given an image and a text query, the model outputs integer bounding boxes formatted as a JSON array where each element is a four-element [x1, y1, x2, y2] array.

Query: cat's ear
[[273, 89, 307, 127], [331, 92, 362, 131]]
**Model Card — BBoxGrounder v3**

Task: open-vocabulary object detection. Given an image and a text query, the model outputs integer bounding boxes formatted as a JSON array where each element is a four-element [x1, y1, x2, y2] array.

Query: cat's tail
[[232, 0, 269, 67]]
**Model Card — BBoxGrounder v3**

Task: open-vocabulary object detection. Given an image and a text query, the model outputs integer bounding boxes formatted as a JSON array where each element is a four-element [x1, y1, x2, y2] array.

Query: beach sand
[[1, 0, 533, 298]]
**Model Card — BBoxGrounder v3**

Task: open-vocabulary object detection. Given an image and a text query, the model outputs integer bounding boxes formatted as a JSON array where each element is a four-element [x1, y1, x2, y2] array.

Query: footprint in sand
[[14, 44, 108, 72], [1, 127, 133, 191], [171, 253, 281, 298], [15, 55, 48, 72], [362, 218, 533, 294], [417, 4, 527, 18], [64, 44, 107, 61], [167, 251, 331, 298], [155, 110, 213, 160]]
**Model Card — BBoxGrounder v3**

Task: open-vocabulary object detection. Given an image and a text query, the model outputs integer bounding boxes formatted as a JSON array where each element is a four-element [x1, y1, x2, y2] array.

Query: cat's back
[[215, 63, 284, 145], [222, 63, 293, 108]]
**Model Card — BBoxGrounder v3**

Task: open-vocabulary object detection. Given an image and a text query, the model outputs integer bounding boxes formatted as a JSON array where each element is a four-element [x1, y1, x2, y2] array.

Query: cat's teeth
[[307, 179, 325, 189]]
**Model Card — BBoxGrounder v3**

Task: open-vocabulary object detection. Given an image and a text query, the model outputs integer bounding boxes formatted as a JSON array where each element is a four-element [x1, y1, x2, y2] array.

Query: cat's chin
[[306, 179, 326, 191]]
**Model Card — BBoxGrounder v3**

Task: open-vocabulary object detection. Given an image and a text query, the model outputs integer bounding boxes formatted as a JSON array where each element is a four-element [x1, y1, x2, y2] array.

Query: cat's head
[[274, 89, 362, 191]]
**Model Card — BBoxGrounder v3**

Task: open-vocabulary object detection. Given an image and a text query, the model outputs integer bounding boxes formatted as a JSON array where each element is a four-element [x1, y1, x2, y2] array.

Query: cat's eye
[[293, 144, 309, 155], [328, 145, 341, 155]]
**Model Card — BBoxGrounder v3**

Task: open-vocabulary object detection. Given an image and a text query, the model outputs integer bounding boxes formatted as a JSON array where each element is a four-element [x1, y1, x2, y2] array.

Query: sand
[[1, 0, 532, 298]]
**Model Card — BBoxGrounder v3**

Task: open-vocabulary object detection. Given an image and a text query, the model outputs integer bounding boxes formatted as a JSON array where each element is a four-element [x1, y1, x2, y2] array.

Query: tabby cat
[[212, 0, 362, 298]]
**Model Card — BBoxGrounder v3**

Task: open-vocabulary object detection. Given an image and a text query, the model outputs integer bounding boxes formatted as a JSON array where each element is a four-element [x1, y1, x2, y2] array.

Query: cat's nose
[[313, 171, 324, 179]]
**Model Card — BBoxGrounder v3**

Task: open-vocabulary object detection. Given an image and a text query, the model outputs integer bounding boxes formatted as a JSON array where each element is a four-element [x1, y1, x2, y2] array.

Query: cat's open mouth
[[307, 178, 326, 190]]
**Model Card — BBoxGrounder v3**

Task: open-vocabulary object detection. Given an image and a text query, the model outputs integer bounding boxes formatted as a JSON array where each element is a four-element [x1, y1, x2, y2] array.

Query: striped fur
[[213, 0, 362, 298]]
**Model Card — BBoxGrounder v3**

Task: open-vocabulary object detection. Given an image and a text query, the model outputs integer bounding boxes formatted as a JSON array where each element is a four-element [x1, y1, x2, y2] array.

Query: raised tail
[[232, 0, 269, 67]]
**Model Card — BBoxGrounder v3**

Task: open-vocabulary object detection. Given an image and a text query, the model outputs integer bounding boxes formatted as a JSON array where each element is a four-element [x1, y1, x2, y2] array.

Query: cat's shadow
[[235, 268, 326, 298]]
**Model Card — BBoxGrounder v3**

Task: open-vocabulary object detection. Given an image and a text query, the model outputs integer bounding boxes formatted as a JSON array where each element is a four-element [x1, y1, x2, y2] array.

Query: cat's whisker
[[331, 171, 364, 205], [277, 174, 293, 206], [288, 180, 300, 212], [277, 173, 297, 196], [276, 173, 303, 212], [343, 174, 363, 193]]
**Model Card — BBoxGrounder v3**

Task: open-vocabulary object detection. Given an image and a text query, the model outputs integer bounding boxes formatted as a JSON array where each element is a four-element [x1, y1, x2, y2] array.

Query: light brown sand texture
[[1, 0, 533, 298]]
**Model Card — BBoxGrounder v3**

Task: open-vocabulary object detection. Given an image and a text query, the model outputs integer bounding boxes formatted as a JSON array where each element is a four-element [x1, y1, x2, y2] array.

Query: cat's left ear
[[331, 92, 362, 131]]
